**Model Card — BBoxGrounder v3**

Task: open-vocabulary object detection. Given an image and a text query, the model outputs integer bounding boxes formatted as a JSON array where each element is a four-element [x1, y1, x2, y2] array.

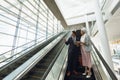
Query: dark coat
[[65, 37, 78, 71], [65, 37, 76, 54], [76, 30, 81, 41], [76, 30, 81, 55]]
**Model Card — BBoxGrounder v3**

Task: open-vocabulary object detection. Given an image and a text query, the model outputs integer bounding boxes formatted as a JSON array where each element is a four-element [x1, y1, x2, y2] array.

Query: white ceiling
[[55, 0, 104, 25], [106, 8, 120, 41]]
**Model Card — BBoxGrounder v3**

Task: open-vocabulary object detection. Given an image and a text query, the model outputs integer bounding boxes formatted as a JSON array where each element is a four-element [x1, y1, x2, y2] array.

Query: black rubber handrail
[[91, 40, 118, 80]]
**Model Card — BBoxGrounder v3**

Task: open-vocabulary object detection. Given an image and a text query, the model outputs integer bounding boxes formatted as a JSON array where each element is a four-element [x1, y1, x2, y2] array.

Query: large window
[[0, 0, 64, 65]]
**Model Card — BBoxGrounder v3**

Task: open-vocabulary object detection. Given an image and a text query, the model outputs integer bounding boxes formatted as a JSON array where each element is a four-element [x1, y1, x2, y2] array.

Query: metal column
[[11, 2, 23, 56], [35, 0, 40, 44], [53, 16, 55, 35], [46, 9, 49, 40]]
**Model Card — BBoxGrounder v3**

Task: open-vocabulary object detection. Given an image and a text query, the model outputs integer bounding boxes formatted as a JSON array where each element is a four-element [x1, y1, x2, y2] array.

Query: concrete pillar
[[94, 0, 114, 70], [85, 15, 90, 36]]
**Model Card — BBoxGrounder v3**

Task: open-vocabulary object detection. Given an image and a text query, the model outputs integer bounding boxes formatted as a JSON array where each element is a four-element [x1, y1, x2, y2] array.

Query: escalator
[[21, 34, 66, 80], [0, 32, 67, 80], [1, 31, 117, 80], [21, 35, 117, 80]]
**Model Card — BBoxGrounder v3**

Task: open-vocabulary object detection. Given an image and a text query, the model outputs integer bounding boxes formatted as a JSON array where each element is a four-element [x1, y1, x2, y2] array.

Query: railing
[[45, 43, 68, 80], [42, 42, 65, 80], [3, 32, 67, 80], [0, 32, 63, 69], [44, 32, 70, 80], [91, 40, 118, 80]]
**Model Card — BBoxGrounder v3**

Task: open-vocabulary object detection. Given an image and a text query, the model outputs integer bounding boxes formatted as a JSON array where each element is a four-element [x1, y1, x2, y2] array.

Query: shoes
[[86, 72, 92, 78], [86, 75, 91, 78], [82, 72, 86, 75]]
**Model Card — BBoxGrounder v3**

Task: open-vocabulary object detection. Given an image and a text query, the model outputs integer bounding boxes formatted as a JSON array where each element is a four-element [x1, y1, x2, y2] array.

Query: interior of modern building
[[0, 0, 120, 80]]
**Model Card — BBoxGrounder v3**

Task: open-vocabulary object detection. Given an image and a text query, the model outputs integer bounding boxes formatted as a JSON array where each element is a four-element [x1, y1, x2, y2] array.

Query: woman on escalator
[[64, 31, 78, 76], [78, 28, 92, 78]]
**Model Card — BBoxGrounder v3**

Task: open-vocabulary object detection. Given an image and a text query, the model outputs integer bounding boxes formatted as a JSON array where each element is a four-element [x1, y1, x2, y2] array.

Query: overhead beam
[[43, 0, 68, 28], [66, 12, 94, 20]]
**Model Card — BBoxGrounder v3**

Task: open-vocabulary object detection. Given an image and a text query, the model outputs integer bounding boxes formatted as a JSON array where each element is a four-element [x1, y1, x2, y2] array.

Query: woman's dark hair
[[76, 29, 81, 41], [72, 31, 76, 35]]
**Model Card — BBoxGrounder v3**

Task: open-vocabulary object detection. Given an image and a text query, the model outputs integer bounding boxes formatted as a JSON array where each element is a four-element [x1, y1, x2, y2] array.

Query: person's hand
[[80, 42, 85, 45], [76, 41, 80, 44], [75, 41, 80, 46]]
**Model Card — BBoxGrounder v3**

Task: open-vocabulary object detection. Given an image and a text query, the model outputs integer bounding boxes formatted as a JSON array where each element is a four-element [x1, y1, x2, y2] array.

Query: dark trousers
[[67, 52, 78, 72]]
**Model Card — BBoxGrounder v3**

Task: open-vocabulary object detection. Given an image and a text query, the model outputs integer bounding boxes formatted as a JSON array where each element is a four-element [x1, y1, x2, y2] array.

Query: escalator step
[[23, 76, 41, 80], [44, 55, 55, 59], [32, 67, 46, 71], [35, 63, 49, 68], [21, 38, 65, 80], [0, 67, 14, 77], [42, 58, 54, 62], [30, 69, 45, 74], [28, 72, 43, 78], [0, 77, 3, 80], [18, 58, 27, 62]]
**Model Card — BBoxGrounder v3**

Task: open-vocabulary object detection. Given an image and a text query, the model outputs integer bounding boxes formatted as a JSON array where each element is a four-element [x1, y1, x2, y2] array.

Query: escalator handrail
[[57, 51, 68, 80], [3, 33, 67, 80], [91, 40, 118, 80], [45, 45, 68, 80], [91, 48, 103, 80], [41, 42, 65, 80], [41, 32, 69, 80]]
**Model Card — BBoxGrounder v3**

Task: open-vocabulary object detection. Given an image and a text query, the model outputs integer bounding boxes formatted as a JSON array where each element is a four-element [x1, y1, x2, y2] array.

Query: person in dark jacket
[[76, 30, 82, 66], [64, 31, 78, 76]]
